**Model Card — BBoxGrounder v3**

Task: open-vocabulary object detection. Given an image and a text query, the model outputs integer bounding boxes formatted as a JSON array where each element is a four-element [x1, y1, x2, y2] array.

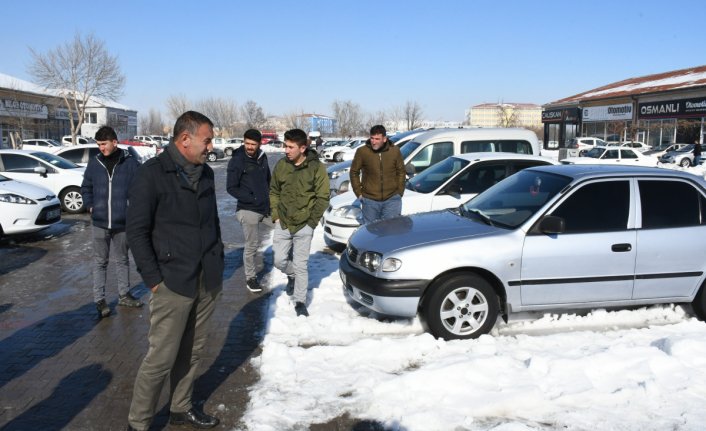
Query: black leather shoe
[[169, 408, 219, 429]]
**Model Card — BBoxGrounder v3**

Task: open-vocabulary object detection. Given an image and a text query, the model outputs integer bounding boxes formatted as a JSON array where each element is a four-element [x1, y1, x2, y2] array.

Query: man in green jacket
[[270, 128, 329, 316], [350, 124, 406, 225]]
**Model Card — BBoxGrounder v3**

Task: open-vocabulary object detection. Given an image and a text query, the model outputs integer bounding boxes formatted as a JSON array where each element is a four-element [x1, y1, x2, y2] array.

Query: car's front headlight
[[360, 251, 402, 273], [0, 193, 36, 205], [382, 258, 402, 272], [337, 180, 350, 194], [330, 171, 340, 179], [332, 205, 361, 220]]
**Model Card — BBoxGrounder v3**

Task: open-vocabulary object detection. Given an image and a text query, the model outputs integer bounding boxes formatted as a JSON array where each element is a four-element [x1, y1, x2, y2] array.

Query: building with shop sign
[[0, 72, 137, 148], [542, 65, 706, 150]]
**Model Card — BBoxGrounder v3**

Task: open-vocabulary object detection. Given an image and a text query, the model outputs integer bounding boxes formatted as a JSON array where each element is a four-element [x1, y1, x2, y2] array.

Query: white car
[[212, 137, 243, 157], [561, 146, 658, 167], [53, 144, 145, 166], [320, 139, 367, 162], [0, 150, 86, 213], [322, 153, 556, 246], [0, 174, 61, 237], [21, 139, 65, 153], [61, 135, 96, 146], [621, 141, 652, 152], [566, 137, 609, 157], [339, 140, 367, 161]]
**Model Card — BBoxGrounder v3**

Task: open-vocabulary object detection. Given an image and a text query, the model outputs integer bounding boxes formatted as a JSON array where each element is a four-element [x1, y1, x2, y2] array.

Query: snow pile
[[241, 227, 706, 431]]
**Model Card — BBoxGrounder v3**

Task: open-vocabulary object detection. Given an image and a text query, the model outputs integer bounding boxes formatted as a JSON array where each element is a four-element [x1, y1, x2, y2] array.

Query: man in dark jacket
[[226, 128, 272, 293], [126, 111, 224, 431], [350, 124, 406, 225], [81, 125, 142, 318], [270, 129, 329, 317]]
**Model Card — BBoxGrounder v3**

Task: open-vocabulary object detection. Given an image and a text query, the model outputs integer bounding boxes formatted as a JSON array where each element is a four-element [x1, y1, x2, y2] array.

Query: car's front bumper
[[339, 251, 428, 317], [322, 213, 360, 244]]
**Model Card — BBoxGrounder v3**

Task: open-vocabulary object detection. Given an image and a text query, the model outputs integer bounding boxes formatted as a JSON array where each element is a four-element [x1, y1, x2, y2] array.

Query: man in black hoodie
[[226, 129, 272, 293]]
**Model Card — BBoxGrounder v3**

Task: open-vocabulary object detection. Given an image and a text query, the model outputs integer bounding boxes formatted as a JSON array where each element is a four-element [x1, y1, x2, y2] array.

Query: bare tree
[[139, 109, 165, 135], [165, 94, 191, 123], [241, 100, 267, 129], [331, 99, 364, 137], [28, 33, 125, 145], [496, 104, 520, 128], [197, 97, 239, 137], [402, 100, 424, 131], [282, 109, 311, 133]]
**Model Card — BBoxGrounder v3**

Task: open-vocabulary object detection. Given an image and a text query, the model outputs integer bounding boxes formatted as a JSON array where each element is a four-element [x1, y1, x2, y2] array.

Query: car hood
[[349, 209, 499, 254], [330, 190, 357, 209], [0, 178, 55, 199]]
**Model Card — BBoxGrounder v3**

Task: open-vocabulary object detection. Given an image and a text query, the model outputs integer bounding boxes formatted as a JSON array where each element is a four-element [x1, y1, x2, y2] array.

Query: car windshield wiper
[[464, 207, 495, 226]]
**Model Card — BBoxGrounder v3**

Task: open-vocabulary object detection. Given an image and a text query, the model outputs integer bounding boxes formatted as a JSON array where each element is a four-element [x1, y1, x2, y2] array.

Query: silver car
[[340, 165, 706, 340]]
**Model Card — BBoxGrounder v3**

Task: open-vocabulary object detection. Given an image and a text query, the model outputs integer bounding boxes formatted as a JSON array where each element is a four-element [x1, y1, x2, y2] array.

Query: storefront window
[[546, 123, 560, 149]]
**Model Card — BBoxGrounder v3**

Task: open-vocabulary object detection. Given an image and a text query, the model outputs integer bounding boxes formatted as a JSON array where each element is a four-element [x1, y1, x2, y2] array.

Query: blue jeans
[[695, 155, 702, 166], [361, 194, 402, 225]]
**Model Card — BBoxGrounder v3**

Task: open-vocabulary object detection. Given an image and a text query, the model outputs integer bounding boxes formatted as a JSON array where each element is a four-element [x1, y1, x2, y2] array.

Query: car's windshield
[[584, 147, 605, 158], [42, 139, 62, 147], [31, 152, 80, 169], [400, 141, 421, 159], [389, 129, 422, 144], [407, 157, 469, 193], [461, 170, 572, 229]]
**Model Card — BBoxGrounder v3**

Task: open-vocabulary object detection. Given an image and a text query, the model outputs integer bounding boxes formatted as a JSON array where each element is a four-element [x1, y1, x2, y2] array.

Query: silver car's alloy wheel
[[438, 286, 489, 336], [680, 158, 691, 167], [207, 152, 217, 162]]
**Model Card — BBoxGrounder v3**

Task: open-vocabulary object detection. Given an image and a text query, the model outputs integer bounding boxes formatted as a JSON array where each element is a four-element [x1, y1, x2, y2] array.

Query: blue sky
[[1, 0, 703, 121]]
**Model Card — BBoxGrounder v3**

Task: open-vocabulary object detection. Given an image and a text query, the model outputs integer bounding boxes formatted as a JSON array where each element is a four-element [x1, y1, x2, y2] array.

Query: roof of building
[[0, 72, 134, 111], [550, 64, 706, 105]]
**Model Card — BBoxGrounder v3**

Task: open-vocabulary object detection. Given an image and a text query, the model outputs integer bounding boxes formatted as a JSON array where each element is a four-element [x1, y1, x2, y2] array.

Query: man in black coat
[[81, 125, 142, 318], [226, 128, 272, 293], [126, 111, 224, 431]]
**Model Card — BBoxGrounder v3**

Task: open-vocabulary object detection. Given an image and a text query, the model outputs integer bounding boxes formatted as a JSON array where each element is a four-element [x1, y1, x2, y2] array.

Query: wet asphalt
[[0, 155, 278, 430]]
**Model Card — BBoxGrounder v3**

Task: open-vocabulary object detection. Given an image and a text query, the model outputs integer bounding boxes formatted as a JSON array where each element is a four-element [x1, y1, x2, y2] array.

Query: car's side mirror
[[34, 166, 48, 177], [539, 215, 565, 234], [405, 162, 416, 178]]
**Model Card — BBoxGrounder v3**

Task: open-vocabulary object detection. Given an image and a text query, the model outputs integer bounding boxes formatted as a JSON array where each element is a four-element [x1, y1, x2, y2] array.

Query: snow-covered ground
[[238, 157, 706, 431]]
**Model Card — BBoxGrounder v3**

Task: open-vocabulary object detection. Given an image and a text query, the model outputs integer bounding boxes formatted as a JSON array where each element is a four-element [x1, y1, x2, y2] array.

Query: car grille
[[358, 291, 374, 306], [35, 204, 61, 225], [347, 244, 359, 264]]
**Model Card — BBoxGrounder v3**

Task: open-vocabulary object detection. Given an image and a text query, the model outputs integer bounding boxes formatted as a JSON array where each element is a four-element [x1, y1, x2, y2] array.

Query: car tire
[[60, 186, 84, 214], [692, 283, 706, 320], [334, 152, 343, 162], [207, 152, 218, 162], [680, 158, 692, 167], [225, 148, 233, 157], [421, 273, 499, 340]]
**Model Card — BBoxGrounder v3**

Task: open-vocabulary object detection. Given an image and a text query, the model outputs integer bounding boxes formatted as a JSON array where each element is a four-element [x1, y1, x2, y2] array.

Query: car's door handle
[[612, 243, 632, 252]]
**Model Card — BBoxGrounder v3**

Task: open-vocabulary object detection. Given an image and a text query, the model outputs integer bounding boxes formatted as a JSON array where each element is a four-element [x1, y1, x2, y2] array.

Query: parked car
[[267, 139, 285, 148], [261, 132, 279, 144], [620, 141, 652, 152], [120, 138, 158, 160], [0, 174, 61, 237], [561, 146, 657, 166], [659, 144, 701, 167], [134, 135, 164, 147], [320, 139, 367, 162], [566, 137, 609, 157], [207, 147, 225, 162], [323, 153, 556, 247], [61, 135, 96, 146], [212, 137, 243, 156], [330, 128, 542, 197], [643, 143, 688, 158], [340, 164, 706, 340], [20, 139, 64, 153], [339, 140, 367, 161], [54, 144, 144, 166], [0, 150, 85, 213]]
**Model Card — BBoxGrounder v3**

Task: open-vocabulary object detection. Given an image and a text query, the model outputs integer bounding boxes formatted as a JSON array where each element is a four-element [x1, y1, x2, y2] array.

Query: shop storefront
[[0, 91, 73, 149], [542, 107, 580, 150], [581, 103, 633, 142], [638, 97, 706, 146]]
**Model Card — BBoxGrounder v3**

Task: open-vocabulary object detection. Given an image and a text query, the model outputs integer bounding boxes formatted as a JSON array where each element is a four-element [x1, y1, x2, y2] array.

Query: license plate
[[47, 209, 60, 220]]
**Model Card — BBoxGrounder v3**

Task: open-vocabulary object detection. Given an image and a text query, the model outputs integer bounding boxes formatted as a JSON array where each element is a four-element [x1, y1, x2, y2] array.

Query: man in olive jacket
[[350, 124, 406, 225], [270, 128, 329, 317]]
